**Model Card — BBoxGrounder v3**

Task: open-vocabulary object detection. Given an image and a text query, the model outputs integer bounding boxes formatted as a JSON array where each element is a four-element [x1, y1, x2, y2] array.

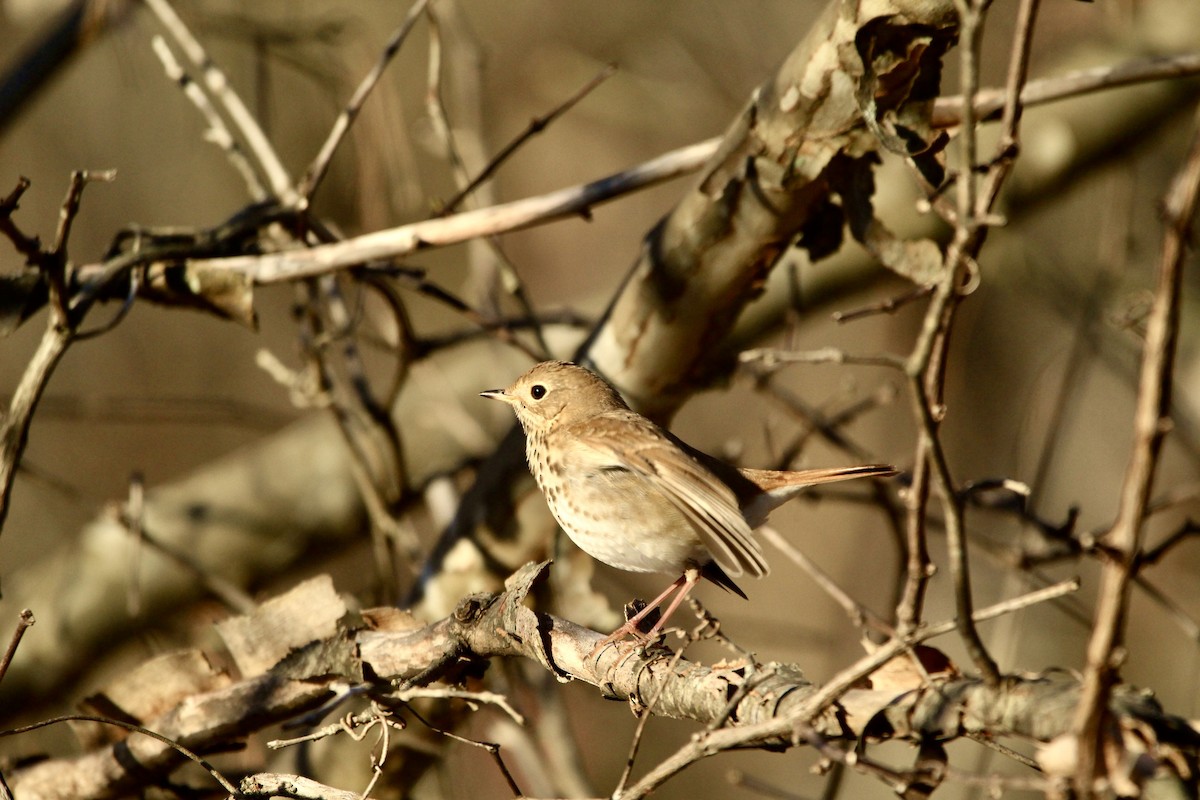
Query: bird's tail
[[738, 464, 897, 526]]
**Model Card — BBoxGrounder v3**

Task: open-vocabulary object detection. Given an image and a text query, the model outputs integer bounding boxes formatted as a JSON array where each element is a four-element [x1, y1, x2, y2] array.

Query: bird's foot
[[588, 618, 669, 659]]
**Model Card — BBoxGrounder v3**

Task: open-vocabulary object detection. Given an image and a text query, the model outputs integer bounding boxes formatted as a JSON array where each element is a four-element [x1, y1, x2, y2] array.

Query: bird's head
[[481, 360, 628, 433]]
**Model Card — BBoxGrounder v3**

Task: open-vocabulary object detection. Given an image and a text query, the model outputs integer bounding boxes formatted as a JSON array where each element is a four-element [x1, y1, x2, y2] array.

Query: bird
[[481, 360, 896, 651]]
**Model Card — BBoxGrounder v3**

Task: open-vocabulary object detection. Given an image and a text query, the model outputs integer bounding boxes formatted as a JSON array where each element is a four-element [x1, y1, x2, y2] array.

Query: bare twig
[[143, 0, 294, 203], [367, 265, 549, 361], [0, 326, 72, 534], [912, 0, 997, 684], [405, 704, 525, 798], [977, 0, 1042, 214], [933, 51, 1200, 128], [899, 0, 1042, 685], [740, 346, 904, 372], [0, 610, 35, 687], [1071, 103, 1200, 796], [149, 35, 267, 201], [298, 0, 430, 203], [895, 442, 933, 637], [423, 5, 473, 196], [439, 62, 617, 215], [420, 6, 551, 360], [384, 685, 525, 726], [799, 724, 1049, 795], [0, 177, 39, 266], [613, 614, 709, 796], [52, 170, 115, 321], [759, 525, 890, 635], [0, 714, 240, 797], [184, 137, 721, 283], [115, 498, 257, 615], [831, 284, 934, 323], [0, 171, 113, 536], [65, 44, 1200, 299], [294, 278, 411, 600]]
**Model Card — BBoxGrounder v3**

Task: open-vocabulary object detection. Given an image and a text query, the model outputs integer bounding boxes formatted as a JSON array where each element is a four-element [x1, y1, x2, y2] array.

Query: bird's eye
[[530, 384, 546, 400]]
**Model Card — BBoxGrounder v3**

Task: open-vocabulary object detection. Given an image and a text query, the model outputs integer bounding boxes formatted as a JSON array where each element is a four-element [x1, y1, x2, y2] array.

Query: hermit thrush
[[481, 361, 895, 650]]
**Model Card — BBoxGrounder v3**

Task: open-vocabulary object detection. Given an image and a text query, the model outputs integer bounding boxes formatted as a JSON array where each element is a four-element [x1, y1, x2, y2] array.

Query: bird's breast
[[529, 442, 711, 575]]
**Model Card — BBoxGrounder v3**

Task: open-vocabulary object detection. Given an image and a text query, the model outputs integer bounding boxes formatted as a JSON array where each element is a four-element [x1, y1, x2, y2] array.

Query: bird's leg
[[594, 574, 684, 648], [644, 568, 700, 639], [590, 569, 701, 656]]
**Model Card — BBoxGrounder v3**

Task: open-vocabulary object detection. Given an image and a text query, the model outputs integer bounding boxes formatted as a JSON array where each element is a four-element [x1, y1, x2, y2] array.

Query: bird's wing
[[562, 412, 768, 578]]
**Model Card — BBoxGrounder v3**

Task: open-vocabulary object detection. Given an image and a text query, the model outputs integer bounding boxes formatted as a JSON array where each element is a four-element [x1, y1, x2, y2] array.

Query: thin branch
[[116, 498, 258, 615], [298, 0, 430, 203], [412, 308, 591, 352], [0, 171, 112, 536], [897, 0, 1042, 685], [0, 177, 39, 263], [404, 704, 525, 798], [182, 137, 721, 283], [143, 0, 295, 204], [371, 264, 549, 362], [831, 284, 934, 323], [0, 609, 35, 687], [0, 714, 241, 797], [420, 3, 551, 360], [800, 725, 1050, 795], [293, 278, 411, 600], [933, 51, 1200, 128], [613, 651, 685, 796], [895, 443, 932, 636], [423, 5, 472, 193], [51, 169, 115, 323], [739, 346, 904, 371], [0, 326, 72, 534], [759, 525, 891, 635], [149, 35, 267, 201], [743, 371, 896, 465], [319, 274, 413, 568], [1140, 518, 1200, 567], [57, 51, 1200, 300], [1071, 103, 1200, 795], [976, 0, 1042, 214], [385, 686, 525, 726], [439, 62, 617, 215]]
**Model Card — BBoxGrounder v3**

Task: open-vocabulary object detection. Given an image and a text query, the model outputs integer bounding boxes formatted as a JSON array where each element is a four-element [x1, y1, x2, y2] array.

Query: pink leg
[[591, 569, 700, 655], [645, 569, 700, 638]]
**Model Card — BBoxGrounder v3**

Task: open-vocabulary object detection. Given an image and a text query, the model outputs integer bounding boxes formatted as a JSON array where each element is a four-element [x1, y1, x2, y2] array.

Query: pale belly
[[539, 465, 711, 575]]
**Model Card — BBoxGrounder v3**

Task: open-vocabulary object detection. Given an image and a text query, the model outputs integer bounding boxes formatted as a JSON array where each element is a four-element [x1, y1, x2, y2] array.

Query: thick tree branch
[[8, 564, 1195, 800]]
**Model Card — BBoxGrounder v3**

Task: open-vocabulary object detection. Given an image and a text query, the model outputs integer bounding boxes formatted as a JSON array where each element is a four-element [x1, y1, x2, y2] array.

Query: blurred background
[[1, 1, 1199, 798]]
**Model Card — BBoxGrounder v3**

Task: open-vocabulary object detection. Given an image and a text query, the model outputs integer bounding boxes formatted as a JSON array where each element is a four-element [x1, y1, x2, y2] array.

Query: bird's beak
[[480, 388, 515, 405]]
